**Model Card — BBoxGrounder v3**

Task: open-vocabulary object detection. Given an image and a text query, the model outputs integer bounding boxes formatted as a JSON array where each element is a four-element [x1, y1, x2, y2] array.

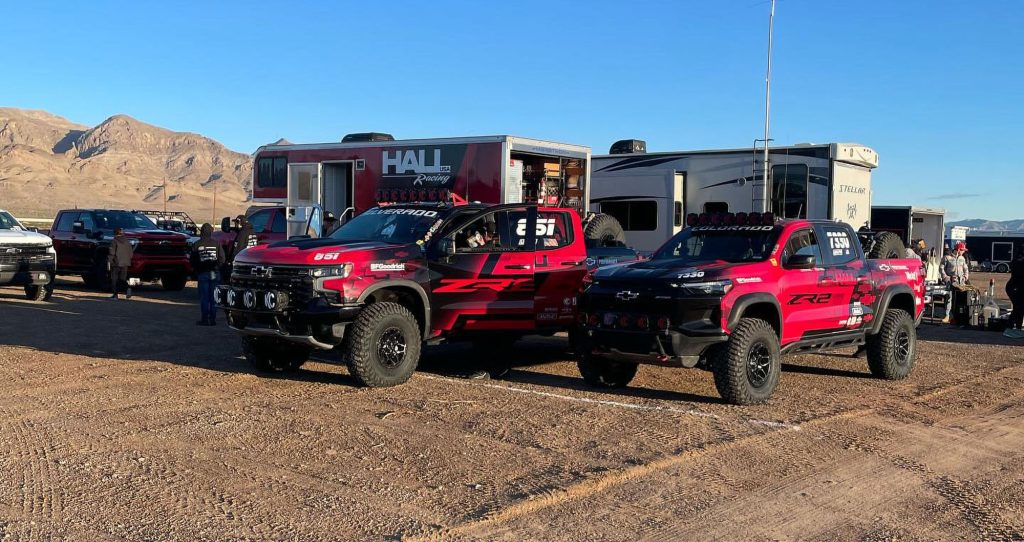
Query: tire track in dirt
[[406, 363, 1024, 541], [0, 407, 63, 542]]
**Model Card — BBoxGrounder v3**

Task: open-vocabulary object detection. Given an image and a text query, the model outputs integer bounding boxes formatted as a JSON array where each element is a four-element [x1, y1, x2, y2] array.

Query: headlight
[[309, 263, 353, 278], [46, 245, 56, 256], [128, 238, 139, 247], [669, 279, 733, 296]]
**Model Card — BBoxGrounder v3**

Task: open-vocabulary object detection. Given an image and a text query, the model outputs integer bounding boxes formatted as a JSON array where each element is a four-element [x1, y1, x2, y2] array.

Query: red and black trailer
[[249, 134, 625, 245]]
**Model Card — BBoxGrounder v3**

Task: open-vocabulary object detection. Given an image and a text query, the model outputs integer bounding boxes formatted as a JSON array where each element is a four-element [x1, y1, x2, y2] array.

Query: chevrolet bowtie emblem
[[615, 290, 639, 301]]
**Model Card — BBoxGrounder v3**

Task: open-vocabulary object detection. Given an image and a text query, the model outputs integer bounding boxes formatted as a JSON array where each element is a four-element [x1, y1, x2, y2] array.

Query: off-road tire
[[242, 336, 310, 373], [577, 353, 638, 388], [345, 302, 422, 387], [867, 231, 905, 259], [865, 308, 916, 380], [24, 283, 53, 302], [584, 213, 626, 248], [161, 272, 188, 291], [712, 318, 781, 405]]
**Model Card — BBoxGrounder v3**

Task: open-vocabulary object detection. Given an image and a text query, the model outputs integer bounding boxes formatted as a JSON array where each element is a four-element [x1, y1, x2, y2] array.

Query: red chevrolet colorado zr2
[[217, 203, 588, 386], [577, 213, 925, 405]]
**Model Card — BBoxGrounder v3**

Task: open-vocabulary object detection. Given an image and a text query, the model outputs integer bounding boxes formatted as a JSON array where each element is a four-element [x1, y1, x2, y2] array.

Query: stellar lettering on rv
[[837, 185, 867, 194]]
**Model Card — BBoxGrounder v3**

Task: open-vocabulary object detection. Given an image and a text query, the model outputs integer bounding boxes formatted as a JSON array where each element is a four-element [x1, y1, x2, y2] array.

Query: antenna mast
[[762, 0, 775, 207]]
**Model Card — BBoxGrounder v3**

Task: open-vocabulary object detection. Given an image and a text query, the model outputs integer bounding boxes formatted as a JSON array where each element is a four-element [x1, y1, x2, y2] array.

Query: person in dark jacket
[[231, 214, 258, 261], [191, 223, 226, 326], [108, 227, 134, 299], [1004, 250, 1024, 339]]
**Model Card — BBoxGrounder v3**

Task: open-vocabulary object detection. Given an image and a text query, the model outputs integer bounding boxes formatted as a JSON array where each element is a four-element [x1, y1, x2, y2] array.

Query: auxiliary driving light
[[243, 290, 256, 309], [656, 317, 670, 330], [213, 288, 222, 305], [587, 314, 600, 326], [226, 289, 237, 307], [617, 315, 631, 328], [637, 316, 650, 329], [264, 291, 277, 310]]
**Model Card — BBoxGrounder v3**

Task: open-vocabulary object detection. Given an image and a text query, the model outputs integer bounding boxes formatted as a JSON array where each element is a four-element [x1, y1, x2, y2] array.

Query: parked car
[[213, 206, 288, 256], [48, 209, 192, 290], [0, 210, 57, 301], [576, 213, 926, 405]]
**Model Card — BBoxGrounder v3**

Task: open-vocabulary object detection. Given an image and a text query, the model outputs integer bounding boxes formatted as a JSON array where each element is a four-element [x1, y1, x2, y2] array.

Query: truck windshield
[[0, 211, 25, 230], [93, 211, 158, 230], [653, 226, 781, 263], [330, 208, 442, 244]]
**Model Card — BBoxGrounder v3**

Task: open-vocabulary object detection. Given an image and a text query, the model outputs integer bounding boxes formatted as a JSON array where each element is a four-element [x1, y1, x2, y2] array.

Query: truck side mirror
[[72, 221, 86, 235], [92, 230, 106, 240], [785, 254, 816, 269], [220, 217, 232, 233], [437, 238, 456, 256]]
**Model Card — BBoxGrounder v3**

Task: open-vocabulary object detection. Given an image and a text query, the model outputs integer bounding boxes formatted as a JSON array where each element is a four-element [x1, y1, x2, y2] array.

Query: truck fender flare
[[727, 292, 783, 338], [867, 284, 915, 335], [357, 280, 432, 337]]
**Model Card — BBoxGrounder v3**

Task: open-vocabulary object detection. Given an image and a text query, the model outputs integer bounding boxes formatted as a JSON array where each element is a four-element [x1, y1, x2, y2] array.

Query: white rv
[[590, 142, 878, 253]]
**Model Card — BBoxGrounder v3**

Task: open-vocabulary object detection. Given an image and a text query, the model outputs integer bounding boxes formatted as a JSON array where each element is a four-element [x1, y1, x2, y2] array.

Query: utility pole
[[212, 176, 218, 224], [163, 178, 168, 213], [762, 0, 776, 207]]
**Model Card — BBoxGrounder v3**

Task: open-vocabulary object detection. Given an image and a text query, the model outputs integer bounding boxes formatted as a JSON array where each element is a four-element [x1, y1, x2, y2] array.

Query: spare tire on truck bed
[[866, 231, 905, 259], [584, 213, 626, 248]]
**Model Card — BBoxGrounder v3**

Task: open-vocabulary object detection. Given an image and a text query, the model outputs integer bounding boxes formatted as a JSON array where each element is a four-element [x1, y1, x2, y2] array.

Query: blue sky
[[2, 0, 1022, 220]]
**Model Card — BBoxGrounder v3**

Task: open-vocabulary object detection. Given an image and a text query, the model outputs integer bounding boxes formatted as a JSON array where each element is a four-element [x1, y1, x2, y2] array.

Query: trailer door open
[[831, 161, 871, 229], [286, 163, 321, 238]]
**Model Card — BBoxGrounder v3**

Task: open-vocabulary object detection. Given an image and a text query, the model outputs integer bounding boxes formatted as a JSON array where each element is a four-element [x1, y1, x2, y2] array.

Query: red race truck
[[217, 202, 588, 386], [49, 209, 192, 290], [577, 213, 926, 405]]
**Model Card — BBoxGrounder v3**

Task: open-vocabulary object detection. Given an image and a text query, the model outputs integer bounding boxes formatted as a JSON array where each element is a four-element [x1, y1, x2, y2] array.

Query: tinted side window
[[256, 157, 288, 188], [249, 210, 273, 233], [454, 209, 530, 253], [536, 211, 573, 250], [600, 200, 657, 231], [782, 229, 822, 266], [821, 226, 857, 265], [270, 210, 286, 234], [55, 212, 79, 232]]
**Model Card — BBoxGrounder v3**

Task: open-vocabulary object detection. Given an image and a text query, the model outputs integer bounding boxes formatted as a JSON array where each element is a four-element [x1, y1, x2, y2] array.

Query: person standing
[[1004, 250, 1024, 339], [108, 228, 134, 299], [231, 214, 258, 260], [951, 242, 970, 286], [191, 223, 225, 326]]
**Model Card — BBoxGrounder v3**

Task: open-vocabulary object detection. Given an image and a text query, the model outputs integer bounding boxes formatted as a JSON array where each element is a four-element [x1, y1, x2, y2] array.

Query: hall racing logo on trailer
[[381, 146, 464, 188]]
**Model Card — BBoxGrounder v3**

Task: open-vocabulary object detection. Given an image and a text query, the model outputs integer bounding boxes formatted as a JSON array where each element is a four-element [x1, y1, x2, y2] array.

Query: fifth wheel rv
[[589, 141, 878, 253]]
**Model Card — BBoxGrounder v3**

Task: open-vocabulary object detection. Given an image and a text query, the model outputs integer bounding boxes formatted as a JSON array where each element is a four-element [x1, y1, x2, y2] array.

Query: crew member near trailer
[[191, 223, 225, 326], [231, 214, 258, 260], [1004, 250, 1024, 339]]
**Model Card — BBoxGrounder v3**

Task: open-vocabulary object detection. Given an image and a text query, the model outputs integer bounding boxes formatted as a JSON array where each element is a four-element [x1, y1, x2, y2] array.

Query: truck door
[[815, 224, 874, 332], [429, 206, 536, 332], [533, 209, 586, 328], [777, 227, 834, 342], [70, 211, 97, 270]]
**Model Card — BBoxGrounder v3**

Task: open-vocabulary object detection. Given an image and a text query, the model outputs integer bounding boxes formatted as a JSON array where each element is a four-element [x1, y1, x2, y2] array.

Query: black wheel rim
[[377, 327, 407, 368], [747, 342, 772, 388], [894, 329, 911, 365]]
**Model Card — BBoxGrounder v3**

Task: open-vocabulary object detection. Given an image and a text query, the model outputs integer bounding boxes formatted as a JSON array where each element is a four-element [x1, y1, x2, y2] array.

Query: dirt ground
[[0, 274, 1021, 541]]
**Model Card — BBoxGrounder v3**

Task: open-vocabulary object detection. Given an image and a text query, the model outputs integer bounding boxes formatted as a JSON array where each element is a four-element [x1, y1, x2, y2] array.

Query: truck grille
[[0, 246, 53, 266], [135, 242, 187, 256], [231, 264, 317, 307]]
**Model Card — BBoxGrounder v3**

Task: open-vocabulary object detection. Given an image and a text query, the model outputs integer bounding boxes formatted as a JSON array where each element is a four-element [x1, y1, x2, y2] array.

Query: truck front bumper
[[216, 284, 361, 350], [580, 325, 727, 368], [0, 261, 55, 287]]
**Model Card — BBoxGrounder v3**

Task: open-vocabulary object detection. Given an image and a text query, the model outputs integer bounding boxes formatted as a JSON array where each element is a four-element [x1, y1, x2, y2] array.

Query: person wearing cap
[[948, 241, 970, 286], [107, 227, 134, 299], [191, 223, 225, 326], [323, 211, 339, 236]]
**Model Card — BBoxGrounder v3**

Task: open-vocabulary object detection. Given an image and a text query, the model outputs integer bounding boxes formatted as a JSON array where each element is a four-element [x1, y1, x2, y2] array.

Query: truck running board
[[780, 331, 865, 355]]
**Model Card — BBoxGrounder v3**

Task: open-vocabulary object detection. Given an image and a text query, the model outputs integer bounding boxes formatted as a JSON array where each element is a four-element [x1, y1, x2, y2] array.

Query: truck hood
[[593, 258, 739, 282], [236, 239, 421, 266], [0, 229, 53, 246]]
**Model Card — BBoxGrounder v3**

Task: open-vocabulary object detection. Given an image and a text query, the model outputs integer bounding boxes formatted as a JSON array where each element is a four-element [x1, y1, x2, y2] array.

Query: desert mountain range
[[0, 107, 251, 223]]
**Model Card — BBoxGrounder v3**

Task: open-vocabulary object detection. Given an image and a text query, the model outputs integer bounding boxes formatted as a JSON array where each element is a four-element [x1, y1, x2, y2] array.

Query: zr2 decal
[[434, 278, 533, 293], [788, 293, 833, 305]]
